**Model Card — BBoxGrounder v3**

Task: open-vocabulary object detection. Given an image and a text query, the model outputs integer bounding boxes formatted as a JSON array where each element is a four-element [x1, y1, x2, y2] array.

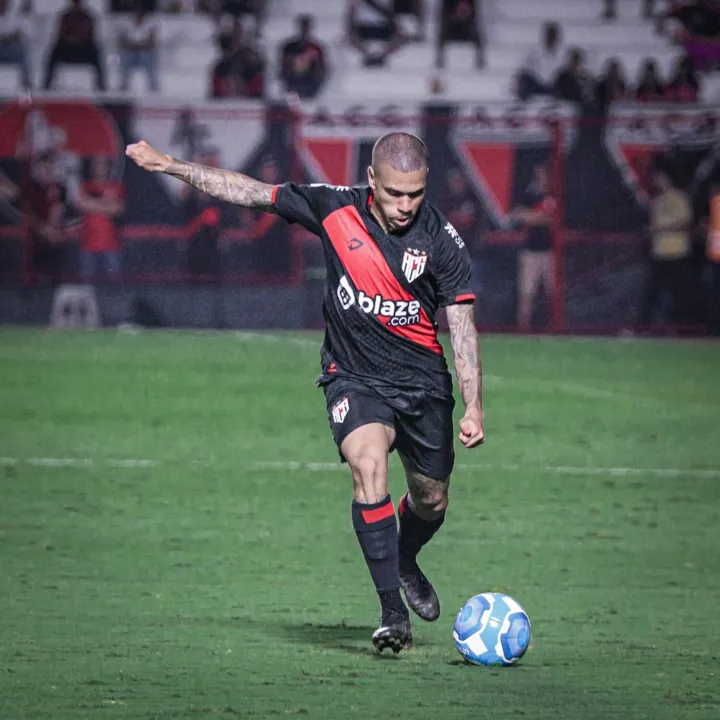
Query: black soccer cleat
[[400, 560, 440, 622], [371, 610, 413, 654]]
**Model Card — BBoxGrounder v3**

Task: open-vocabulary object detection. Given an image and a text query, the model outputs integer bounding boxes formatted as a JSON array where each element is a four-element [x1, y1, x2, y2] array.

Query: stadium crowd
[[517, 0, 720, 109], [1, 0, 718, 102]]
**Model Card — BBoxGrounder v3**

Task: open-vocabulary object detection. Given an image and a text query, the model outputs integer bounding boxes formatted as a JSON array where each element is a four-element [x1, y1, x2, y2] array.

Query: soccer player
[[126, 132, 485, 654]]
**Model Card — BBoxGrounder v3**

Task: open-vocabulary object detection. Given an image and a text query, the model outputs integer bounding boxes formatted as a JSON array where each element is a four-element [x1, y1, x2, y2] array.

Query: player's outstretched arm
[[446, 303, 485, 448], [125, 140, 276, 212]]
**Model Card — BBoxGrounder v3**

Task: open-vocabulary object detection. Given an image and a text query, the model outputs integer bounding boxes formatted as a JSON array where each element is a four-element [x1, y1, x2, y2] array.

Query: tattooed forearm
[[446, 303, 483, 413], [165, 160, 276, 212]]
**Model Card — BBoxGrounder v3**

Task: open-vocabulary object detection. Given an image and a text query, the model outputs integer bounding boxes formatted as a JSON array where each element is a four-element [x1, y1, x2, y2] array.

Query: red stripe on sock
[[398, 494, 408, 517], [362, 501, 395, 524]]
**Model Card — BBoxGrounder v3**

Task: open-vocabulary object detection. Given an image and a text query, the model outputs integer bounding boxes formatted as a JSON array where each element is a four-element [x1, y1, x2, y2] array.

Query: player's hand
[[459, 408, 485, 448], [125, 140, 172, 173]]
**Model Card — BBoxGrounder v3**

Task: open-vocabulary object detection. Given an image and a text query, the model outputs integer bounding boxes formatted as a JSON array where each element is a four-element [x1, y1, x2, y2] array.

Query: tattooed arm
[[125, 140, 276, 212], [446, 302, 485, 448]]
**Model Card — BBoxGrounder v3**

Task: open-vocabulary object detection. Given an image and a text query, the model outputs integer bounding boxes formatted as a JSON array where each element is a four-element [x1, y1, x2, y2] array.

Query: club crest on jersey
[[331, 397, 350, 424], [402, 248, 428, 283]]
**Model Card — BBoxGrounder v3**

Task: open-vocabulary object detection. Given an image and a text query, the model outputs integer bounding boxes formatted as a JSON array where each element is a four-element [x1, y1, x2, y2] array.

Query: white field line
[[253, 461, 720, 479], [1, 456, 718, 478]]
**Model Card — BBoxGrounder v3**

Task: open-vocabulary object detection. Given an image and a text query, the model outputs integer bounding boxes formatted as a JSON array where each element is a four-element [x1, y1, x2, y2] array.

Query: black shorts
[[322, 376, 455, 480]]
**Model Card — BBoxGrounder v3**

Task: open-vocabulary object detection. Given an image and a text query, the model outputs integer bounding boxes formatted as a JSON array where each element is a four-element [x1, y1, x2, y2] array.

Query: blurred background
[[0, 0, 718, 335]]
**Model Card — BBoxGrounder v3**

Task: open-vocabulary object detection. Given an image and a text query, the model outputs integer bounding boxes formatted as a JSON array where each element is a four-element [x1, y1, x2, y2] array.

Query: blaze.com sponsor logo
[[336, 275, 420, 327]]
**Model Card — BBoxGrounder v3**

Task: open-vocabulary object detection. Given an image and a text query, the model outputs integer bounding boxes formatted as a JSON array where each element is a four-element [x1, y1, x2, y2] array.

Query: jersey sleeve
[[271, 183, 344, 234], [435, 219, 476, 307]]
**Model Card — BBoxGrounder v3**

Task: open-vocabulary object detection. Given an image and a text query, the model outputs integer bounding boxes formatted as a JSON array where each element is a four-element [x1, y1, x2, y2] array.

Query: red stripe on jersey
[[323, 206, 443, 355], [271, 185, 280, 204], [362, 501, 396, 524], [454, 293, 476, 303]]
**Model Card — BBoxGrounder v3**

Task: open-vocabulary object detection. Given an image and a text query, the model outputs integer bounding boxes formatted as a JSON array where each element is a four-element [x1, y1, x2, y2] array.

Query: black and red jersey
[[272, 183, 475, 395]]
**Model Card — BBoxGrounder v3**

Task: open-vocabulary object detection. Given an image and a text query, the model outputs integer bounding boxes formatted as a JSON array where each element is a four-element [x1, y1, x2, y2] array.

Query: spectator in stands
[[602, 0, 657, 21], [553, 47, 595, 106], [661, 1, 720, 72], [441, 168, 487, 238], [230, 24, 264, 97], [436, 0, 484, 69], [516, 22, 563, 102], [209, 34, 236, 98], [347, 0, 405, 67], [184, 148, 222, 280], [509, 165, 556, 332], [664, 54, 700, 102], [209, 19, 264, 98], [118, 1, 159, 92], [200, 0, 266, 39], [393, 0, 426, 42], [595, 58, 629, 109], [635, 59, 665, 101], [0, 0, 31, 90], [661, 0, 720, 38], [43, 0, 106, 91], [279, 15, 328, 99], [75, 155, 125, 283], [26, 152, 67, 284], [640, 163, 693, 327]]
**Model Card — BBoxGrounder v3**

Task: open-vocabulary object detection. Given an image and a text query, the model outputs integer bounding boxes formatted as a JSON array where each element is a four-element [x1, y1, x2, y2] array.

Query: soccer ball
[[453, 592, 531, 666]]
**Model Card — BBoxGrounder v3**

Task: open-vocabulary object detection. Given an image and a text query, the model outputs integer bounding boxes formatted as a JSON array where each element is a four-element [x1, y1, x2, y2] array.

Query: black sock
[[398, 493, 445, 571], [352, 496, 407, 617]]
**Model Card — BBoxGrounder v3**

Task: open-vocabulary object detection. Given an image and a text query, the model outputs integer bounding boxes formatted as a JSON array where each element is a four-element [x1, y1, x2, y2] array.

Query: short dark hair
[[371, 132, 429, 174]]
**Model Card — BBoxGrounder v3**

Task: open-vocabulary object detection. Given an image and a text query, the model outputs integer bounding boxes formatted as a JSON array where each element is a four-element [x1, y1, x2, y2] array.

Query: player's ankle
[[379, 588, 409, 618], [398, 551, 418, 574]]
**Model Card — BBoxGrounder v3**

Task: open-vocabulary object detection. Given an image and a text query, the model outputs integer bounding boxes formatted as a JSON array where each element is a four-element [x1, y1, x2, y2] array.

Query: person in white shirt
[[118, 0, 159, 91], [0, 0, 31, 89], [516, 22, 564, 101]]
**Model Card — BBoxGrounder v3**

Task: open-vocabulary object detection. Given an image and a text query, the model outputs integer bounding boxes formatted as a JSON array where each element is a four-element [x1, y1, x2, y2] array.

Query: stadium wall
[[0, 97, 717, 334]]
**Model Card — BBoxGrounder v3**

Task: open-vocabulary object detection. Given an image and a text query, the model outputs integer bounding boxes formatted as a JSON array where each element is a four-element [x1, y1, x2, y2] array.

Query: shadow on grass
[[273, 621, 382, 657]]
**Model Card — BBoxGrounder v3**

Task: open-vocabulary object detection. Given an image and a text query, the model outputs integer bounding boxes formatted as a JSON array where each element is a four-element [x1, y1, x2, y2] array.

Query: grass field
[[1, 328, 719, 719]]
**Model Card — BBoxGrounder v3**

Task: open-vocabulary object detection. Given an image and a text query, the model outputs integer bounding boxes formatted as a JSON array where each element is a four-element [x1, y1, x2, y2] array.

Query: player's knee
[[348, 453, 387, 501], [412, 487, 449, 517]]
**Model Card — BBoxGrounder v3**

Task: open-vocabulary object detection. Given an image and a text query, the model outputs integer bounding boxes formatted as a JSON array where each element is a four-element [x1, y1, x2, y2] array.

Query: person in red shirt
[[43, 0, 106, 91], [76, 155, 124, 283], [509, 165, 557, 332]]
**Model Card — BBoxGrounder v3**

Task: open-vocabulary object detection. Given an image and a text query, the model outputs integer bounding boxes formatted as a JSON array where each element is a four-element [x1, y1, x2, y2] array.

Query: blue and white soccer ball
[[453, 592, 531, 666]]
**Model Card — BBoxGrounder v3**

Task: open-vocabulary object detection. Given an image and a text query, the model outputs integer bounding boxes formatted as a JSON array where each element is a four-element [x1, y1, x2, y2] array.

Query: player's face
[[368, 163, 427, 234]]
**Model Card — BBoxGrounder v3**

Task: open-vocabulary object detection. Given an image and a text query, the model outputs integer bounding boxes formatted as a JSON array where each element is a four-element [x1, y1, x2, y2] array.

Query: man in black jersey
[[126, 132, 485, 654]]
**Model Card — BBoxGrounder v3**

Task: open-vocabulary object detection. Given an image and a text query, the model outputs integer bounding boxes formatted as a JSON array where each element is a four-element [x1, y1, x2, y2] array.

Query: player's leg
[[393, 392, 455, 622], [341, 424, 413, 653], [397, 457, 448, 622], [541, 249, 555, 326], [324, 381, 411, 652], [517, 249, 541, 331]]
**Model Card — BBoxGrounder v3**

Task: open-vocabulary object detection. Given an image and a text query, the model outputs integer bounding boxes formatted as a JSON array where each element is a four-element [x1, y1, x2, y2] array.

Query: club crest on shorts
[[402, 248, 428, 283], [332, 397, 350, 424]]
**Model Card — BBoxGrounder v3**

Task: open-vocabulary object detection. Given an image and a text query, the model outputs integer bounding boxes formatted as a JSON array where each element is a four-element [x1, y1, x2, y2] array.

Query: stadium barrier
[[0, 97, 717, 335]]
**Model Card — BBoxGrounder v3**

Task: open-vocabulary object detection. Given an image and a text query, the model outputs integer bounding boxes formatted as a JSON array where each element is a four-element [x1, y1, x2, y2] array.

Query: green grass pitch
[[1, 328, 719, 719]]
